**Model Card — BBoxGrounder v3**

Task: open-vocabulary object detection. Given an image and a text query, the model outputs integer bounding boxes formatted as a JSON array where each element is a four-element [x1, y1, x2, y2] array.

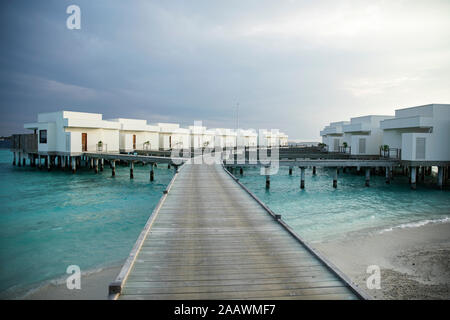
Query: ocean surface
[[1, 148, 449, 298], [0, 149, 174, 298], [237, 166, 450, 242]]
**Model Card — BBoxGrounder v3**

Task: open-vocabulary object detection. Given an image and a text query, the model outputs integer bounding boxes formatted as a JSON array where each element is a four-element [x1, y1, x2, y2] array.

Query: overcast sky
[[1, 0, 449, 140]]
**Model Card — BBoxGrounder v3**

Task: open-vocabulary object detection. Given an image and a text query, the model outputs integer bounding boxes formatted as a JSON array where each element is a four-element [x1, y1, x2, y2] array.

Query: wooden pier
[[109, 163, 368, 300]]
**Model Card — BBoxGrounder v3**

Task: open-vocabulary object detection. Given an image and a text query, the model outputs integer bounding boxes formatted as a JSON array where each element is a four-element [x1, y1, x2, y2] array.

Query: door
[[82, 133, 87, 152], [359, 138, 366, 154], [333, 139, 339, 152], [133, 135, 136, 149]]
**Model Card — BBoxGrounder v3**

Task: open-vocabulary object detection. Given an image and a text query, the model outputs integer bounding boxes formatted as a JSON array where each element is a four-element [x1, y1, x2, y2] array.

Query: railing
[[96, 143, 107, 152], [143, 143, 151, 151], [380, 147, 401, 159], [11, 134, 38, 153], [338, 146, 351, 154]]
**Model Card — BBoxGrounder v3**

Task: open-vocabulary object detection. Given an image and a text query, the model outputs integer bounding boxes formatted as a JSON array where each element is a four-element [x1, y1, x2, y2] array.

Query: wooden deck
[[112, 163, 366, 300]]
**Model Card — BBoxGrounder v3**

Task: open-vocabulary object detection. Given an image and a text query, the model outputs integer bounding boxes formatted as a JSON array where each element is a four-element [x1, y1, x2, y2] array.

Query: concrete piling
[[111, 160, 116, 177], [411, 166, 417, 190], [150, 164, 154, 181], [289, 167, 292, 175], [240, 167, 243, 175], [94, 158, 99, 174], [265, 167, 270, 189], [130, 161, 134, 179], [312, 166, 316, 175], [300, 167, 305, 189], [365, 168, 370, 187], [71, 157, 76, 174], [385, 166, 390, 184], [47, 155, 51, 171], [437, 166, 443, 189], [333, 168, 338, 188], [100, 158, 104, 172]]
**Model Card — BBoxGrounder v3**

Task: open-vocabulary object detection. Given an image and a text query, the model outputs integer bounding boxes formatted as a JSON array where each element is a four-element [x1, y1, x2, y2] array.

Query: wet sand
[[25, 265, 121, 300], [314, 222, 450, 299]]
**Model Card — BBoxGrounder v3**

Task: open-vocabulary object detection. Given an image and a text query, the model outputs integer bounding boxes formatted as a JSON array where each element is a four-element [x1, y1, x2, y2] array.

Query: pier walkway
[[110, 163, 367, 300]]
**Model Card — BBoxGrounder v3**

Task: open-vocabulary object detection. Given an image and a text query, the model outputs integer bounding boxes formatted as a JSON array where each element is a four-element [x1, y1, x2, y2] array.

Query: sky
[[0, 0, 449, 140]]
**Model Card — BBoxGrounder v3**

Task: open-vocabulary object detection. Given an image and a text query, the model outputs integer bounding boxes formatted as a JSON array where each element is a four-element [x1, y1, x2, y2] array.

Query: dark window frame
[[39, 130, 47, 144]]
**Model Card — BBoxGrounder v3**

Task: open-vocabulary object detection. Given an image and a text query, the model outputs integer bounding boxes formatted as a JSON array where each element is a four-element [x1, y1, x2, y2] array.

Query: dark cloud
[[1, 0, 449, 138]]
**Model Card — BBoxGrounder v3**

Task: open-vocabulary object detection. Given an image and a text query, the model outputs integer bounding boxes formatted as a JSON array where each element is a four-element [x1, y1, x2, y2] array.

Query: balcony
[[320, 126, 343, 136], [343, 123, 371, 133], [380, 116, 433, 130]]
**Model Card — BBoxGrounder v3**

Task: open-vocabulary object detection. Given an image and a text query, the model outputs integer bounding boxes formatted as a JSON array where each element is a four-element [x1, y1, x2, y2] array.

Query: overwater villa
[[109, 118, 160, 152], [380, 104, 450, 161], [24, 111, 121, 154], [342, 115, 394, 155], [320, 121, 350, 152]]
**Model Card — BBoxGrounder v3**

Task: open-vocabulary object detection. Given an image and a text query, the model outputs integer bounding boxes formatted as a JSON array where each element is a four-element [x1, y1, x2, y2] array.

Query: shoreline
[[17, 221, 450, 300], [21, 264, 122, 300], [314, 221, 450, 299]]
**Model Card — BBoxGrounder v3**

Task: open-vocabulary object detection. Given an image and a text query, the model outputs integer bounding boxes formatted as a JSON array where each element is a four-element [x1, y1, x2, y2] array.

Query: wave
[[378, 217, 450, 234]]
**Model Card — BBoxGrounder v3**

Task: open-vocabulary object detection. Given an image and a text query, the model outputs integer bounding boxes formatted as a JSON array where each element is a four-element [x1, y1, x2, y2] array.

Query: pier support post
[[150, 164, 154, 181], [71, 157, 76, 173], [94, 158, 99, 174], [365, 168, 370, 187], [13, 152, 16, 166], [312, 166, 316, 175], [333, 168, 338, 188], [240, 167, 243, 175], [420, 166, 425, 182], [289, 167, 293, 175], [265, 167, 270, 189], [47, 155, 51, 171], [411, 166, 417, 190], [61, 156, 66, 170], [300, 167, 305, 189], [38, 155, 41, 169], [437, 166, 443, 189], [385, 166, 390, 184], [90, 157, 94, 169], [23, 155, 26, 167], [130, 161, 134, 179], [168, 164, 171, 169], [100, 158, 104, 172], [111, 160, 116, 177]]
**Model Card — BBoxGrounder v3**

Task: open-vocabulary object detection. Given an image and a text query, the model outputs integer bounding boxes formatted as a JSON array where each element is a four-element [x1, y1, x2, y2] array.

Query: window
[[39, 130, 47, 144], [416, 137, 426, 159]]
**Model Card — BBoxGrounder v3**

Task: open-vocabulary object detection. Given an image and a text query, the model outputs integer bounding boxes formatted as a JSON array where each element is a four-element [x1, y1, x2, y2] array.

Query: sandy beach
[[314, 222, 450, 299]]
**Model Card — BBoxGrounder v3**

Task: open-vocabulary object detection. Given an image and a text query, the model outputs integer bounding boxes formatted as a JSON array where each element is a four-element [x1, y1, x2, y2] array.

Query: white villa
[[24, 111, 121, 154], [342, 115, 394, 155], [380, 104, 450, 161], [157, 123, 190, 150], [319, 121, 349, 152], [237, 129, 258, 148], [189, 125, 215, 149], [214, 128, 237, 148], [109, 118, 160, 152]]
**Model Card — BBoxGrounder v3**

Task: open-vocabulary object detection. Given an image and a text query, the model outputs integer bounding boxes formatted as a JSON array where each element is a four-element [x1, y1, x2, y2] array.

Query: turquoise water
[[238, 166, 450, 242], [0, 149, 173, 298]]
